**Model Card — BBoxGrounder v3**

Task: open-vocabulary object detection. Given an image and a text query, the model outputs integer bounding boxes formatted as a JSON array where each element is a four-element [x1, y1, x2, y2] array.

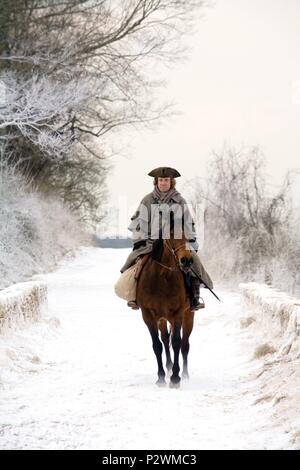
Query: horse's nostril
[[180, 257, 192, 267]]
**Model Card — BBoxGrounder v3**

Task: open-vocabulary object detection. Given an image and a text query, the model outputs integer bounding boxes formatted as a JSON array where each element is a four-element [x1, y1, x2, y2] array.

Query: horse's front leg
[[170, 321, 182, 388], [145, 319, 166, 386], [158, 319, 173, 373]]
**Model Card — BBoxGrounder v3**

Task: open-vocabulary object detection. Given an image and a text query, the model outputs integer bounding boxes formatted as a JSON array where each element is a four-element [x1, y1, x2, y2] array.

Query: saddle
[[134, 254, 150, 281]]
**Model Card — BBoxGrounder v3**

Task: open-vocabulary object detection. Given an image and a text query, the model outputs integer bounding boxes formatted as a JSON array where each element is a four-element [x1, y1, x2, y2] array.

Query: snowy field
[[0, 247, 298, 450]]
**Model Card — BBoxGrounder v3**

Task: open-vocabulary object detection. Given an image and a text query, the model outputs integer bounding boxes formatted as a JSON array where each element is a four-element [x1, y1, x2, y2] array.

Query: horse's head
[[167, 229, 194, 273], [150, 212, 194, 272]]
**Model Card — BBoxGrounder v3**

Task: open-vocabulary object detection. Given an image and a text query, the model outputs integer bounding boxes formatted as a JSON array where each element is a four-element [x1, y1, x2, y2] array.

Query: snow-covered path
[[0, 248, 292, 450]]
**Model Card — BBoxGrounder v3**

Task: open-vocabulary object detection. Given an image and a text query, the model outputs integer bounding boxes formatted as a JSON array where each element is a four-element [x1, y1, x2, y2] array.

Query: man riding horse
[[120, 166, 213, 311]]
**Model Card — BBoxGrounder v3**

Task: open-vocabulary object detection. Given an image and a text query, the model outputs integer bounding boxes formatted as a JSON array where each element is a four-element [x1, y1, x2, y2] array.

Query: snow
[[238, 282, 300, 448], [239, 282, 300, 356], [0, 247, 297, 450], [0, 281, 47, 334]]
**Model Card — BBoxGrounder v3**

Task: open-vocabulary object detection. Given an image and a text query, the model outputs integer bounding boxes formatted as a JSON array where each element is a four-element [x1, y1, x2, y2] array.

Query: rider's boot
[[190, 276, 205, 311], [127, 300, 140, 310]]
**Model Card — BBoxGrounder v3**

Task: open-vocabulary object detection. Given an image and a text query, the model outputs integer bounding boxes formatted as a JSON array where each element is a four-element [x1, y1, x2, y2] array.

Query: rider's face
[[157, 177, 171, 192]]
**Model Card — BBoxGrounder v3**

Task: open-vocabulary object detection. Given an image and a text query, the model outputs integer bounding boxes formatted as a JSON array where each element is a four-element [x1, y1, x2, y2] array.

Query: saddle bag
[[114, 255, 149, 302], [114, 263, 137, 302]]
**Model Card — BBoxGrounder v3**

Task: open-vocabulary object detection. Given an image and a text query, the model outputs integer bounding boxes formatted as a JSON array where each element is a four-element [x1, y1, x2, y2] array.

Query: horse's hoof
[[169, 382, 180, 389], [169, 377, 180, 388], [156, 378, 167, 387], [182, 372, 189, 380]]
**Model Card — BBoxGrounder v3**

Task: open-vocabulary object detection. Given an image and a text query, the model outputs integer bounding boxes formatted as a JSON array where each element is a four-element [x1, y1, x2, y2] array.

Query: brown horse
[[136, 229, 195, 388]]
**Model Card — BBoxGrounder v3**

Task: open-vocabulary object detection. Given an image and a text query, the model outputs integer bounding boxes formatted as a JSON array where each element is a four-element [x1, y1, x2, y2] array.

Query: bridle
[[152, 239, 191, 272]]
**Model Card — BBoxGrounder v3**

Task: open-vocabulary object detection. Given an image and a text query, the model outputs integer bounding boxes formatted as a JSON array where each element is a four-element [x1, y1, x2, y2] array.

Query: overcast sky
[[106, 0, 300, 218]]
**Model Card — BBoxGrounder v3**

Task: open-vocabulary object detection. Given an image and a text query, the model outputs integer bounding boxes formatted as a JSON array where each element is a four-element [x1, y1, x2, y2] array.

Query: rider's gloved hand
[[133, 240, 147, 251]]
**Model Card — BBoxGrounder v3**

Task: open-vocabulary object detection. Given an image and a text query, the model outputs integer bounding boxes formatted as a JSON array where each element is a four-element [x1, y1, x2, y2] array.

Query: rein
[[152, 240, 188, 272]]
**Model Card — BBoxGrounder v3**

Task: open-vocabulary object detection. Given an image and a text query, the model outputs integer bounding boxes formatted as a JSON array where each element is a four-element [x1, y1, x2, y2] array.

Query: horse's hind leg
[[143, 315, 166, 386], [170, 320, 182, 388], [181, 310, 195, 379], [158, 319, 173, 373]]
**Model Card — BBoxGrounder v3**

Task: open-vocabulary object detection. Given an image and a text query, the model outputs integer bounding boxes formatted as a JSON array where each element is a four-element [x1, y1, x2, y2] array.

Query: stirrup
[[127, 300, 140, 310], [191, 296, 205, 311]]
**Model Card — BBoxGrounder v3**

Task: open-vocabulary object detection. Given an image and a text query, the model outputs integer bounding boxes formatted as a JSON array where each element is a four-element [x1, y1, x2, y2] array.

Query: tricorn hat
[[148, 166, 181, 178]]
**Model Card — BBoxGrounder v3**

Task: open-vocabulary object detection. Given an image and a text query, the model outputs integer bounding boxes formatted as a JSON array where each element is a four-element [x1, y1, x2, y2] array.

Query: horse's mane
[[151, 212, 175, 262], [151, 234, 163, 261]]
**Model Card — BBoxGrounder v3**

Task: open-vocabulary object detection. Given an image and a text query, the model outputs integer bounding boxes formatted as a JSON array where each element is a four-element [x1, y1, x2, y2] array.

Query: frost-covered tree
[[0, 0, 207, 151], [186, 144, 298, 291], [0, 0, 207, 222], [0, 157, 88, 289], [0, 71, 93, 159]]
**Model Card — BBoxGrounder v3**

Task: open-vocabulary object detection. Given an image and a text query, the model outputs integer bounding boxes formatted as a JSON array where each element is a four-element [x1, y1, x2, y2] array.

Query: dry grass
[[240, 316, 256, 328], [253, 343, 277, 359]]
